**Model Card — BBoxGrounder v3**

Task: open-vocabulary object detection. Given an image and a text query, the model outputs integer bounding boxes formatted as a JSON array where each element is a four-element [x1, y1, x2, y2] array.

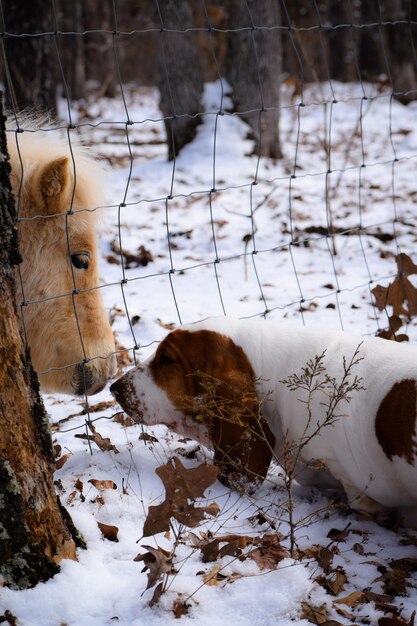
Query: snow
[[1, 80, 417, 625]]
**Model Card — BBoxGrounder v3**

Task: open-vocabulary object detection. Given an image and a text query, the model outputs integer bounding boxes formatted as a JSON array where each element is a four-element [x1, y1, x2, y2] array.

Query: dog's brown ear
[[209, 372, 276, 492], [212, 410, 275, 491]]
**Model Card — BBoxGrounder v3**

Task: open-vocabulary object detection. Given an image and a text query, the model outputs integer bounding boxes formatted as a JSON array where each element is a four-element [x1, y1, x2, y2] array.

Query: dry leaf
[[198, 533, 257, 563], [149, 582, 163, 608], [375, 558, 417, 597], [113, 412, 135, 427], [303, 545, 334, 574], [56, 453, 70, 470], [389, 558, 417, 572], [97, 522, 119, 542], [111, 240, 154, 269], [115, 339, 133, 373], [139, 432, 159, 443], [0, 611, 18, 626], [203, 563, 222, 586], [316, 567, 347, 596], [67, 491, 77, 505], [333, 591, 364, 607], [327, 528, 349, 543], [173, 598, 190, 618], [88, 479, 117, 491], [248, 533, 289, 571], [156, 318, 176, 330], [75, 422, 119, 453], [334, 605, 354, 621], [74, 479, 83, 492], [379, 614, 416, 626], [397, 253, 417, 276], [300, 602, 330, 625], [376, 315, 409, 341], [372, 253, 417, 318], [135, 546, 174, 590], [142, 457, 219, 537]]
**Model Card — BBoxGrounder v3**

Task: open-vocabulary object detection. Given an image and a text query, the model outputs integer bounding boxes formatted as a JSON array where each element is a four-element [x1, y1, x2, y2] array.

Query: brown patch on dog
[[149, 329, 276, 488], [375, 379, 417, 465]]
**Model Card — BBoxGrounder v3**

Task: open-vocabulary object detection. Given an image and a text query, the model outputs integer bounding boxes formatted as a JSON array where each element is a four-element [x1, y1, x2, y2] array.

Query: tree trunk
[[83, 0, 118, 98], [156, 0, 204, 161], [0, 97, 82, 589], [382, 0, 417, 104], [2, 0, 58, 113], [225, 0, 282, 159], [59, 0, 87, 101]]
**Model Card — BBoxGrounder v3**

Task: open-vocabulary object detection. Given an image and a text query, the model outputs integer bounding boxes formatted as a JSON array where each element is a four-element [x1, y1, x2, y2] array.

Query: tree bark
[[156, 0, 204, 161], [225, 0, 282, 159], [59, 0, 87, 102], [0, 97, 82, 589], [2, 0, 58, 113], [83, 0, 118, 98], [382, 0, 417, 104]]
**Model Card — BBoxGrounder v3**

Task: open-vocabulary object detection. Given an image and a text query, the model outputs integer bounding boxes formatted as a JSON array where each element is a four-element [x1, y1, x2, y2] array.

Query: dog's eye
[[71, 253, 90, 270]]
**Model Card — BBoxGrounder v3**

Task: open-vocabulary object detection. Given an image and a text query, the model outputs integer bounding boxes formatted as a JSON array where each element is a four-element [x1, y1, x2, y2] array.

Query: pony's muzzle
[[74, 354, 117, 396]]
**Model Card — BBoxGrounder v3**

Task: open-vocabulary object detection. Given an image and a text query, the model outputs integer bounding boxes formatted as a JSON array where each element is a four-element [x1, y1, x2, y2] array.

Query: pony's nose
[[73, 361, 111, 396], [85, 380, 106, 396]]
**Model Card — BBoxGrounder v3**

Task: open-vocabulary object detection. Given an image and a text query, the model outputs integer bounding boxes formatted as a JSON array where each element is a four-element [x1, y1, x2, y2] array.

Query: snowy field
[[1, 81, 417, 625]]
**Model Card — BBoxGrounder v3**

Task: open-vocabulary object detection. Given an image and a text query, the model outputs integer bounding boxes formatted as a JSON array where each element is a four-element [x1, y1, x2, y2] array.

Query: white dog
[[111, 318, 417, 528]]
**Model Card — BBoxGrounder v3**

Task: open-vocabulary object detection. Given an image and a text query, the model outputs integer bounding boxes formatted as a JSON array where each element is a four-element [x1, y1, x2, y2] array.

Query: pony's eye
[[71, 253, 90, 270]]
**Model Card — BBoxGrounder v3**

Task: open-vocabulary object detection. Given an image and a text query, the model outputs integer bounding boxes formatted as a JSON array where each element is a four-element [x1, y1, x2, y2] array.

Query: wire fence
[[2, 0, 417, 405], [3, 4, 417, 618]]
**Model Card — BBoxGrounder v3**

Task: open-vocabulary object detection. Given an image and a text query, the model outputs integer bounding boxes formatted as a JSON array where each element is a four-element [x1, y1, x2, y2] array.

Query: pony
[[7, 117, 116, 395]]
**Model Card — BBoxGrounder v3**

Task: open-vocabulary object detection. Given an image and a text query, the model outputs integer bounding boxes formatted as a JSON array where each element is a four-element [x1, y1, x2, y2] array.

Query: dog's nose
[[110, 374, 141, 420], [110, 377, 124, 401]]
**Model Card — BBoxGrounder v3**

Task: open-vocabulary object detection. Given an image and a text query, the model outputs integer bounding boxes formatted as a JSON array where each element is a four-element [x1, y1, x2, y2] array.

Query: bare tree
[[225, 0, 282, 159], [155, 0, 204, 161], [2, 0, 58, 112], [0, 99, 82, 589], [382, 0, 417, 104]]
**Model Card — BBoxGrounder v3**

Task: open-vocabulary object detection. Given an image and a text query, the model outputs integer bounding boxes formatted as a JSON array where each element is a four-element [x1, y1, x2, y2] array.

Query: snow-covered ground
[[1, 81, 417, 625]]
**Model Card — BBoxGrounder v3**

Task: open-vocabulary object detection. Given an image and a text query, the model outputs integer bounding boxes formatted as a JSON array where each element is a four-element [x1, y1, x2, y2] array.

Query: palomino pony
[[7, 118, 116, 395]]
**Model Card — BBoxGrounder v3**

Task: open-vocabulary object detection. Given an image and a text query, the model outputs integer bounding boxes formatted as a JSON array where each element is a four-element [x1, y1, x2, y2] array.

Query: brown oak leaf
[[300, 602, 330, 625], [97, 522, 119, 542], [397, 253, 417, 276], [55, 453, 70, 470], [172, 598, 190, 618], [88, 479, 117, 491], [379, 614, 416, 626], [134, 545, 174, 591], [248, 533, 289, 571], [198, 534, 258, 563], [143, 457, 219, 537], [333, 591, 364, 607], [372, 253, 417, 318], [302, 545, 334, 575], [316, 567, 347, 596], [75, 422, 119, 453]]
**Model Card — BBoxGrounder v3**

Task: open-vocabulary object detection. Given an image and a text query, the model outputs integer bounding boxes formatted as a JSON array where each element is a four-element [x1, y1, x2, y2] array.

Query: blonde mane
[[7, 115, 106, 222]]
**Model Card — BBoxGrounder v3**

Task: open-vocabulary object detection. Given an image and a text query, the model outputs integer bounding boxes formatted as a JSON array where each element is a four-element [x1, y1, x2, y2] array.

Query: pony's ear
[[38, 157, 72, 214], [210, 377, 276, 492]]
